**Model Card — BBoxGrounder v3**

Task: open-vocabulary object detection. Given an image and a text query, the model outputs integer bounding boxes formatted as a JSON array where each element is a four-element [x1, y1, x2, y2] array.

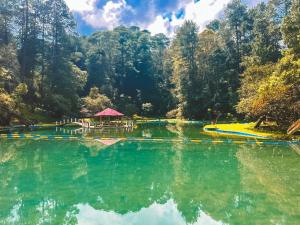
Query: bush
[[142, 102, 153, 115], [82, 87, 112, 114], [237, 51, 300, 128]]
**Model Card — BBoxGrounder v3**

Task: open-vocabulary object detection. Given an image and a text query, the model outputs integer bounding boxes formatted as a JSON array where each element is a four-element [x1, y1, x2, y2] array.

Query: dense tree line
[[81, 27, 172, 116], [0, 0, 299, 128], [236, 0, 299, 128], [168, 0, 299, 127], [0, 0, 86, 125]]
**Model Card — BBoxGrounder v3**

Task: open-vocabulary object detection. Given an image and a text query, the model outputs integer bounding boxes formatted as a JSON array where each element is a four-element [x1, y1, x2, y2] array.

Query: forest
[[0, 0, 299, 128]]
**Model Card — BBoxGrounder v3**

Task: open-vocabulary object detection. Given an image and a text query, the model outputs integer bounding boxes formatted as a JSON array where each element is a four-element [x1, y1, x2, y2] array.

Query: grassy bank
[[204, 123, 299, 140], [135, 118, 204, 125]]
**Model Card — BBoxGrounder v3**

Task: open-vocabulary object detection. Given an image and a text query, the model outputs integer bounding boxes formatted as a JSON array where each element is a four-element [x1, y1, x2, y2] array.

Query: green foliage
[[0, 0, 87, 124], [44, 94, 73, 117], [282, 0, 300, 55], [83, 26, 172, 116], [237, 63, 276, 115], [14, 83, 28, 96], [0, 89, 17, 125], [197, 29, 236, 115], [0, 43, 20, 86], [82, 87, 112, 114], [206, 20, 221, 31], [0, 0, 299, 127], [225, 0, 252, 68], [251, 2, 282, 64], [238, 0, 299, 128], [170, 21, 200, 119], [238, 52, 299, 127], [142, 103, 153, 116]]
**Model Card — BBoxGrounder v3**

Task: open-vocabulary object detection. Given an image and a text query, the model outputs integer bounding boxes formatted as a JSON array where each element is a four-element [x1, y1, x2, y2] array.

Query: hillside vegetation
[[0, 0, 299, 128]]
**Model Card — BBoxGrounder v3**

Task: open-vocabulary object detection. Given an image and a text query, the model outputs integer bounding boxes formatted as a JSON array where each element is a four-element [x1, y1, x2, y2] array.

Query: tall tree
[[237, 0, 300, 128], [269, 0, 292, 22], [197, 29, 234, 116], [251, 2, 282, 64], [170, 21, 200, 118], [225, 0, 250, 72], [282, 0, 300, 55]]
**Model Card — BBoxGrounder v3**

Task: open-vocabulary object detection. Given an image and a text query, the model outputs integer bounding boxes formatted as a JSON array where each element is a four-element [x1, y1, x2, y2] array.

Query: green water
[[0, 124, 299, 225]]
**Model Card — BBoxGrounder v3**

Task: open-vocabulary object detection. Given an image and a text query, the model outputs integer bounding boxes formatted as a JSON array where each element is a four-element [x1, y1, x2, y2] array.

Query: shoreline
[[1, 121, 299, 141], [203, 123, 299, 141]]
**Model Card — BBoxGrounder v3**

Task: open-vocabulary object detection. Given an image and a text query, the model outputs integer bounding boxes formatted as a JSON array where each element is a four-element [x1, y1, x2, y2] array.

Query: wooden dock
[[56, 118, 135, 129]]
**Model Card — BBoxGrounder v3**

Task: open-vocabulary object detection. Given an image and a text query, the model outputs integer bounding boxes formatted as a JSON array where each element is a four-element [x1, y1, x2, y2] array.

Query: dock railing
[[56, 118, 134, 128]]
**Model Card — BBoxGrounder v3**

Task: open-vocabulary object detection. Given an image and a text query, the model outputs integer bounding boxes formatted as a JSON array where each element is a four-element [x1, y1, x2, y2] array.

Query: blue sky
[[65, 0, 265, 36]]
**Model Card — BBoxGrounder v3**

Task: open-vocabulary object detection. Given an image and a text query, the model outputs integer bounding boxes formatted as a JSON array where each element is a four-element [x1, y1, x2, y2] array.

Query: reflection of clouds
[[76, 199, 224, 225], [6, 201, 21, 224], [37, 199, 56, 224]]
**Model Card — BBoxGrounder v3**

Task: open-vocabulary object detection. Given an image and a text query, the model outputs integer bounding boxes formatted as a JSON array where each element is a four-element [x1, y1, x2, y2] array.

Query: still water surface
[[0, 124, 299, 225]]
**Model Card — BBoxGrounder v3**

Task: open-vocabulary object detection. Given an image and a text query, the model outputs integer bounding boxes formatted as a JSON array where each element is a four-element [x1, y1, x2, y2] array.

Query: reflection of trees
[[166, 124, 242, 223], [1, 136, 299, 225], [0, 140, 27, 164], [0, 140, 175, 224], [236, 144, 300, 224], [171, 142, 240, 224], [166, 124, 184, 137], [85, 141, 174, 214], [0, 140, 87, 224]]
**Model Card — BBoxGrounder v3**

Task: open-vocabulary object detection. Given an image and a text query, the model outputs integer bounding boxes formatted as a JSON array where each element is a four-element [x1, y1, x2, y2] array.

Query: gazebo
[[95, 108, 124, 117], [94, 108, 125, 127]]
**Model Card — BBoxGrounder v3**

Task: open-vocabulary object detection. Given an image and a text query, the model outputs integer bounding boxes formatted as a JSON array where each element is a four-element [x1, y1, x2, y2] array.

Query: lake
[[0, 124, 299, 225]]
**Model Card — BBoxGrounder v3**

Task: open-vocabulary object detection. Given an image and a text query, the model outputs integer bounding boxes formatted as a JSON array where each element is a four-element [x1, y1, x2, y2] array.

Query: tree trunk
[[20, 0, 29, 82], [40, 13, 45, 97], [287, 119, 300, 135], [254, 115, 266, 128]]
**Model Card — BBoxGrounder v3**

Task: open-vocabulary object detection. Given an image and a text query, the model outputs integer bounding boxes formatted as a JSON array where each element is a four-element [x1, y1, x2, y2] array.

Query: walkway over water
[[56, 117, 134, 129], [1, 133, 300, 146]]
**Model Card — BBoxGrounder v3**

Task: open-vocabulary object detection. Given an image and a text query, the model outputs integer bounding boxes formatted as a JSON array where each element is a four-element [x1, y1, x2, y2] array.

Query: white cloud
[[83, 0, 130, 29], [65, 0, 97, 12], [65, 0, 132, 30], [66, 0, 259, 36], [184, 0, 231, 30], [147, 0, 232, 36], [147, 16, 169, 35]]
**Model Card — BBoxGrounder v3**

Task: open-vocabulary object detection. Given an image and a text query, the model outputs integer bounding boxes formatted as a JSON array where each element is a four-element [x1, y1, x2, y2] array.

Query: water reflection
[[236, 144, 300, 224], [0, 125, 299, 225], [55, 126, 134, 137], [76, 200, 224, 225]]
